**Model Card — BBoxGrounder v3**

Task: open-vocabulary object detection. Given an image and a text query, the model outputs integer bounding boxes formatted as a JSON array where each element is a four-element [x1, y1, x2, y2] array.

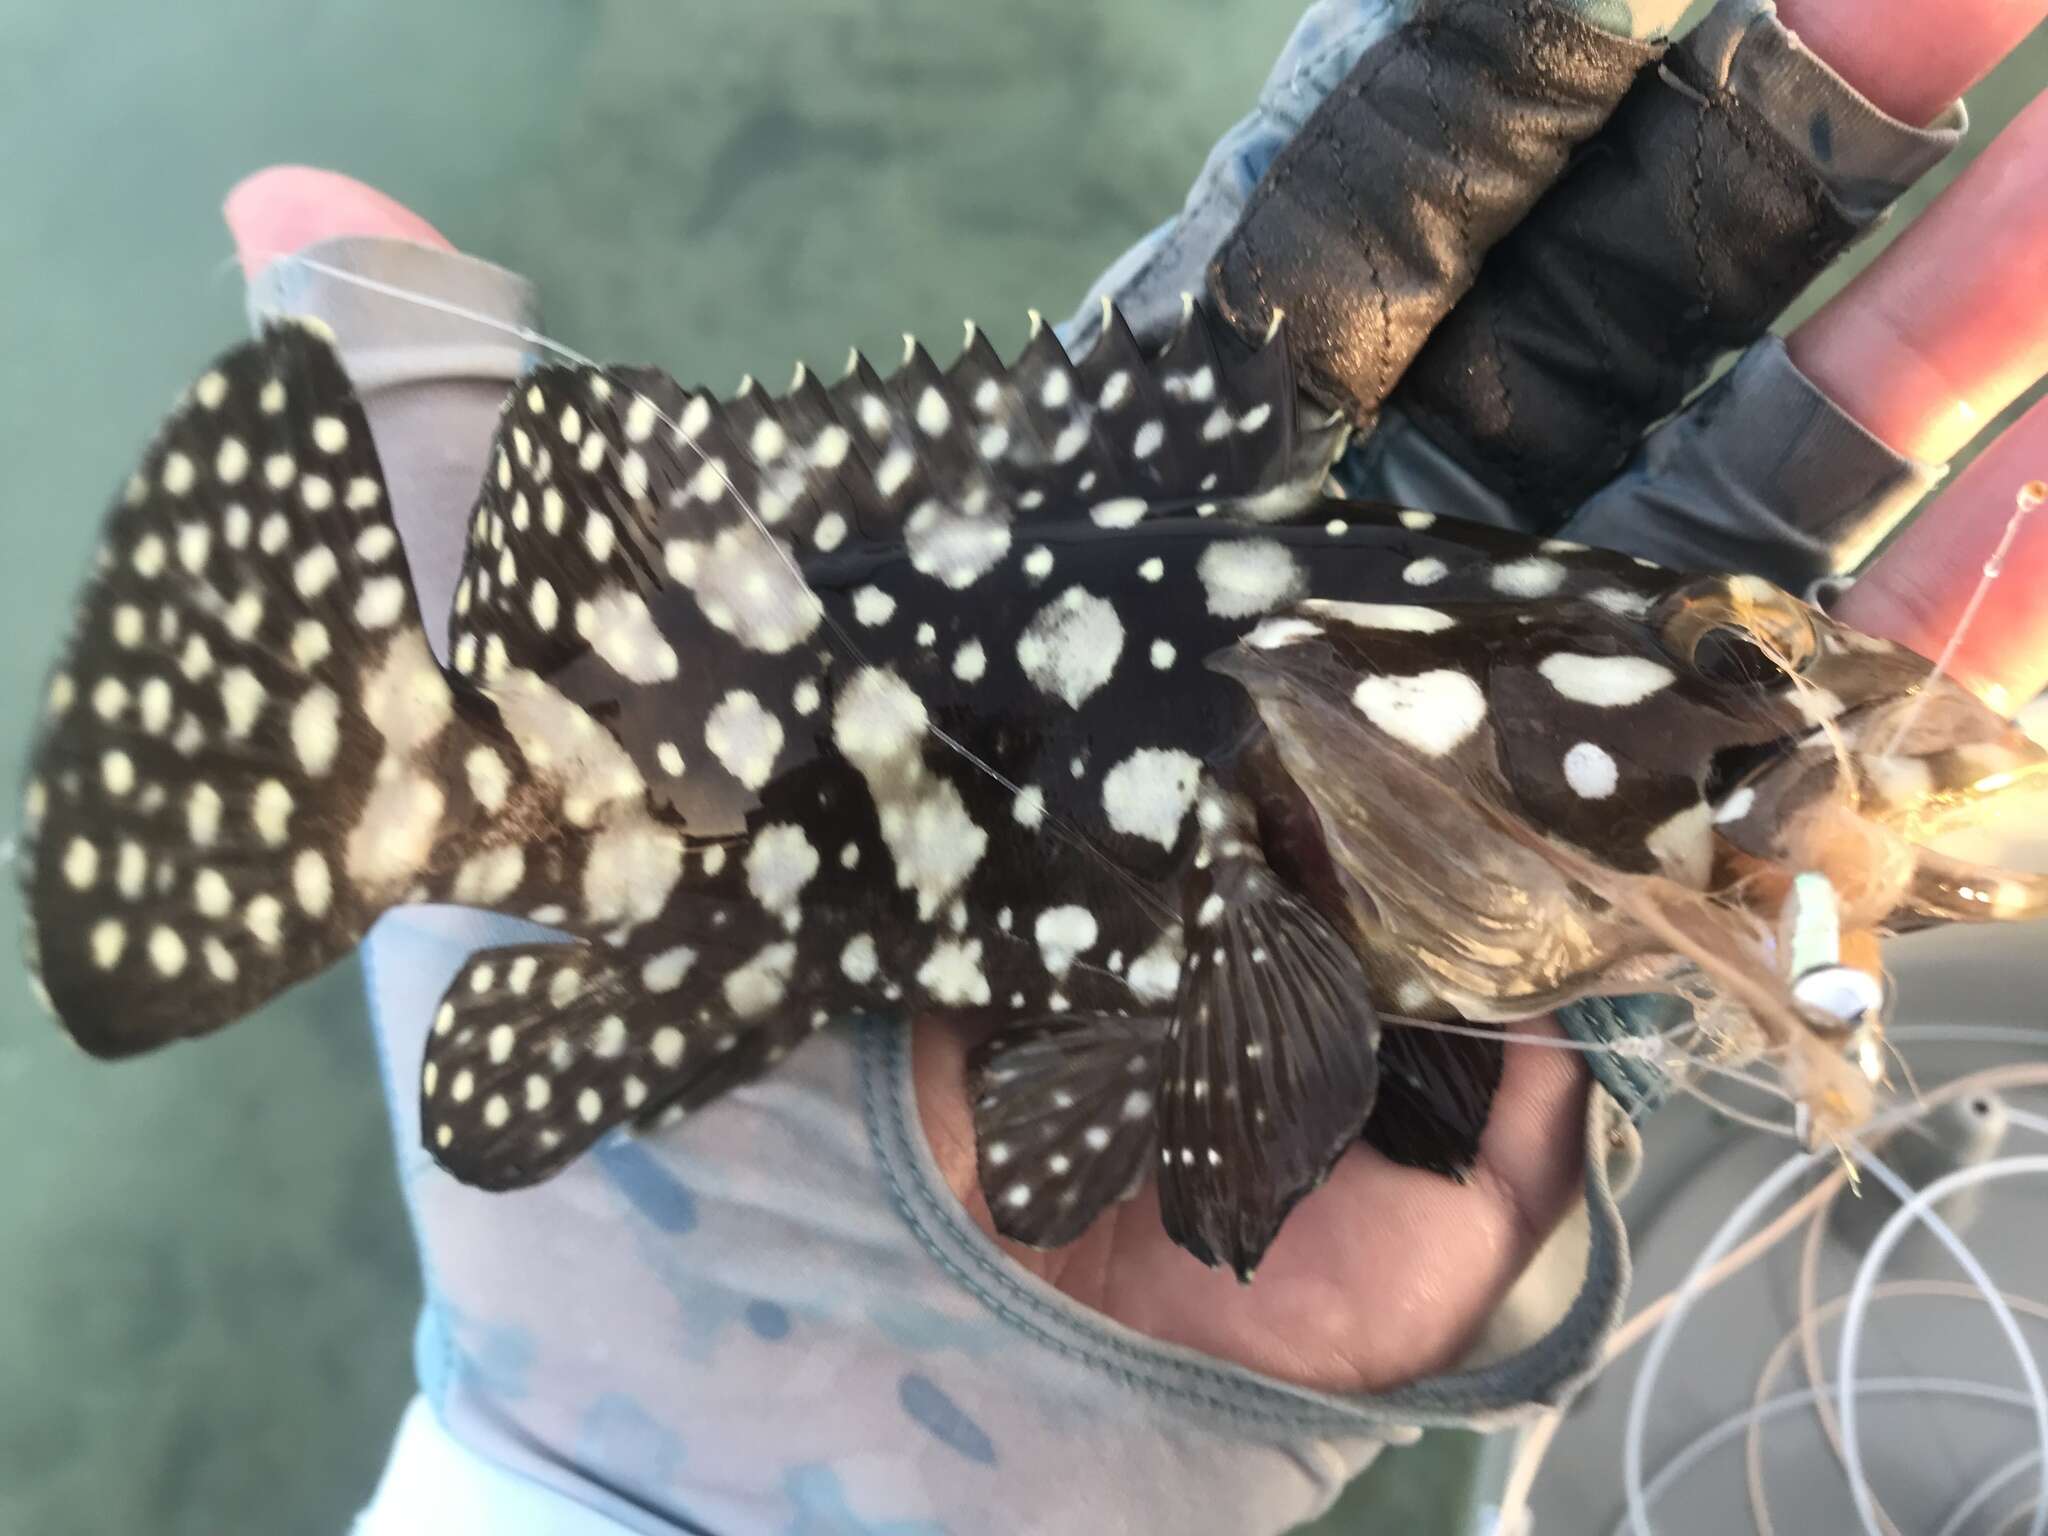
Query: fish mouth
[[1711, 709, 2048, 930]]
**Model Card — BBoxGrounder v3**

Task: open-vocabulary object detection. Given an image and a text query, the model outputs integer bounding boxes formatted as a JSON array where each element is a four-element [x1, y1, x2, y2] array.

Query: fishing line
[[1492, 1062, 2048, 1530], [1758, 1273, 2048, 1536], [1883, 478, 2046, 753], [1612, 1376, 2042, 1536], [1783, 1037, 2048, 1536], [1936, 1447, 2036, 1536], [1838, 1153, 2048, 1536], [1614, 1066, 2048, 1536], [246, 249, 1186, 936]]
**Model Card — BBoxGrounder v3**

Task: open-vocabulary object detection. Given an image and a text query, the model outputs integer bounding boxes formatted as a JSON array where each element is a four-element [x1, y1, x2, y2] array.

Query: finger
[[224, 165, 452, 276], [1838, 395, 2048, 710], [1775, 0, 2046, 127], [1468, 1019, 1591, 1231], [219, 168, 529, 643], [1789, 90, 2048, 466]]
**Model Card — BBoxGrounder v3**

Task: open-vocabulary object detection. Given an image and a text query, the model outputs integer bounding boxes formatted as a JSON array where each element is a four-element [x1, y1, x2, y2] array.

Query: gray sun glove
[[1380, 0, 1962, 537], [1207, 0, 1664, 431]]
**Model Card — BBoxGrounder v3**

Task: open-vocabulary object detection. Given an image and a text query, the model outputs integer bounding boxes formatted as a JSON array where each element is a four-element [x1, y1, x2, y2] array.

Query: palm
[[913, 1017, 1591, 1393]]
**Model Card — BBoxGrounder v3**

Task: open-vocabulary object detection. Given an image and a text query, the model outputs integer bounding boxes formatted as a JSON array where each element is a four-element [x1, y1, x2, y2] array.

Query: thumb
[[223, 166, 453, 279]]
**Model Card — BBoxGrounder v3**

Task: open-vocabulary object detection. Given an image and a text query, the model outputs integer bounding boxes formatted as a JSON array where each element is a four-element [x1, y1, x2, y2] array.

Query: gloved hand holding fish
[[17, 0, 2048, 1418]]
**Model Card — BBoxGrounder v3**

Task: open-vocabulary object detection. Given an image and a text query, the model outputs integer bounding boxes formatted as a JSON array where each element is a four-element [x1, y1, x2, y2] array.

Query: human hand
[[919, 18, 2048, 1396]]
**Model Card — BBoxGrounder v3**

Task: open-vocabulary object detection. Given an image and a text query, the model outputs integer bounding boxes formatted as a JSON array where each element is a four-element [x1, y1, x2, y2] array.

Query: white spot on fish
[[723, 941, 797, 1017], [251, 779, 294, 847], [1246, 617, 1321, 650], [1537, 653, 1675, 707], [841, 934, 879, 985], [1035, 905, 1097, 978], [1645, 801, 1713, 886], [1714, 785, 1757, 824], [852, 586, 896, 627], [292, 687, 342, 776], [918, 938, 990, 1005], [579, 588, 679, 683], [582, 825, 684, 924], [907, 500, 1012, 589], [1197, 539, 1305, 619], [745, 823, 819, 924], [640, 947, 696, 993], [453, 846, 525, 904], [293, 849, 333, 916], [1588, 587, 1651, 618], [704, 690, 784, 789], [1101, 748, 1200, 849], [1017, 587, 1123, 708], [1091, 498, 1148, 530], [1563, 742, 1618, 800], [1305, 599, 1455, 634], [1352, 671, 1488, 757], [1492, 557, 1566, 598]]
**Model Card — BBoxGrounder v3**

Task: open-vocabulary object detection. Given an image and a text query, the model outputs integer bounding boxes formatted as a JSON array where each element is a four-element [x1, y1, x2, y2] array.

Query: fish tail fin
[[20, 320, 506, 1056]]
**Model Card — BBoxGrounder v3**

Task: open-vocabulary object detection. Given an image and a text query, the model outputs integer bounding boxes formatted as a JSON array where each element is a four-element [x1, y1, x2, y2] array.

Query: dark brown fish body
[[21, 308, 2048, 1279]]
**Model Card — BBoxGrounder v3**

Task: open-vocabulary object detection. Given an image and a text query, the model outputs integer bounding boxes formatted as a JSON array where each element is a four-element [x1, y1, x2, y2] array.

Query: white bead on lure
[[20, 307, 2048, 1281]]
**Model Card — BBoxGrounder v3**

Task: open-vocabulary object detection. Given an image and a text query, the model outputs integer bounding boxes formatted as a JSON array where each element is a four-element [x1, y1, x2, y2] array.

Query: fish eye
[[1693, 625, 1797, 689], [1653, 576, 1817, 690]]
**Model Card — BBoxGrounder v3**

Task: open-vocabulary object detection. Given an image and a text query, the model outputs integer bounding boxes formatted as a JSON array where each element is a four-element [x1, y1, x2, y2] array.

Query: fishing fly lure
[[19, 305, 2047, 1279]]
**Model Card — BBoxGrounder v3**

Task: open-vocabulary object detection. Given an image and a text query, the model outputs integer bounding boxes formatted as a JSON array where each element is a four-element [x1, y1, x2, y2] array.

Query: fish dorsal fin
[[450, 303, 1331, 829]]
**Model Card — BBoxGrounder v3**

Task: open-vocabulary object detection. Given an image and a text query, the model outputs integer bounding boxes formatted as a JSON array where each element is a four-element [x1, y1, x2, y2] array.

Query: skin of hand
[[227, 3, 2048, 1391]]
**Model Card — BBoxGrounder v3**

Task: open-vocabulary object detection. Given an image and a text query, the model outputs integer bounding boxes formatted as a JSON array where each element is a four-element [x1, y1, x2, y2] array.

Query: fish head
[[1206, 569, 2048, 1059]]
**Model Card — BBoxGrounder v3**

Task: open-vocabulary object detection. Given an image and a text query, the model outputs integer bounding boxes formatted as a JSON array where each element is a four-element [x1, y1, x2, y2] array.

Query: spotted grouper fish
[[21, 304, 2048, 1278]]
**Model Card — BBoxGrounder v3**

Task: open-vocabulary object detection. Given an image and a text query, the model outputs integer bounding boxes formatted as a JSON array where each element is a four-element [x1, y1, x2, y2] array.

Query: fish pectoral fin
[[968, 1012, 1168, 1249], [1362, 1020, 1503, 1180], [418, 927, 803, 1190], [1159, 839, 1381, 1282]]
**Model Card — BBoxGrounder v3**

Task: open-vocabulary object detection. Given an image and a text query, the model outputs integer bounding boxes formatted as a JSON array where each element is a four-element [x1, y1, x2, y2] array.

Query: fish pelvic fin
[[1158, 792, 1381, 1282], [969, 1012, 1167, 1249]]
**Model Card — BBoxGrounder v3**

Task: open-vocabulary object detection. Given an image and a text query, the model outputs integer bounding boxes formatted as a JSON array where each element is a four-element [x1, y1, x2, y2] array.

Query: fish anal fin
[[969, 1012, 1167, 1250], [1159, 798, 1381, 1280], [420, 904, 860, 1189]]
